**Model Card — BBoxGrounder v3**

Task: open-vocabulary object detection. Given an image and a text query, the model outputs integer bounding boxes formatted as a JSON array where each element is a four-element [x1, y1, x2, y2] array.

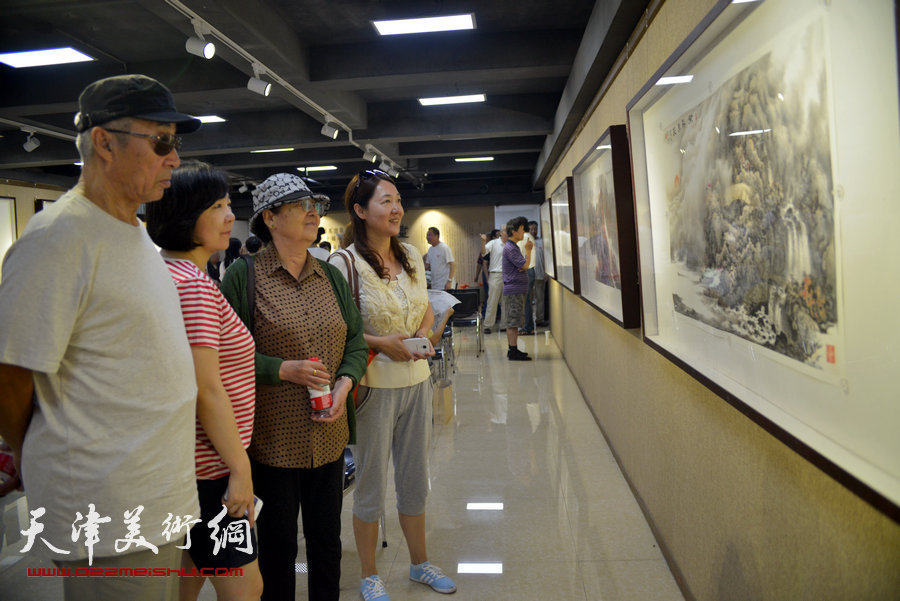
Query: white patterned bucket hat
[[249, 172, 331, 231]]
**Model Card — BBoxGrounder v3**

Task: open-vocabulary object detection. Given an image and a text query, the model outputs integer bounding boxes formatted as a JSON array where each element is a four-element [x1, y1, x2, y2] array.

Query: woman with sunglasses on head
[[220, 172, 367, 601], [329, 170, 457, 601], [144, 160, 262, 601]]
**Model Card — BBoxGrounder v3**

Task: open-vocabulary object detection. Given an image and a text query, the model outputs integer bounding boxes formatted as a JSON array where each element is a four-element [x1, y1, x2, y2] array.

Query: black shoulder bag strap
[[239, 254, 256, 334]]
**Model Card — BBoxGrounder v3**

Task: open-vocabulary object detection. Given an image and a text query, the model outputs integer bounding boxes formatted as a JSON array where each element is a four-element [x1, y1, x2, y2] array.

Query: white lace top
[[329, 243, 431, 388]]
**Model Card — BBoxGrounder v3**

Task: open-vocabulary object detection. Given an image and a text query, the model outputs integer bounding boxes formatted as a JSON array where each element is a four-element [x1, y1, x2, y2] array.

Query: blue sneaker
[[360, 575, 390, 601], [409, 561, 457, 594]]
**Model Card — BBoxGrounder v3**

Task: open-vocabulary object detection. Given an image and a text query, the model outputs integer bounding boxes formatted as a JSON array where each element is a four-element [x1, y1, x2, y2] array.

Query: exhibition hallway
[[0, 329, 685, 601], [285, 329, 686, 601]]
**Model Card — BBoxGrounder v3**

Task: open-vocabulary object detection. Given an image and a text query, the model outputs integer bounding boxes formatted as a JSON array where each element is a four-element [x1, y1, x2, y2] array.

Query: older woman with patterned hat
[[221, 173, 368, 601]]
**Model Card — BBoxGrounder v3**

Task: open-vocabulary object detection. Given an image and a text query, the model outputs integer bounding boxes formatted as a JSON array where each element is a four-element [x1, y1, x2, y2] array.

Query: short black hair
[[489, 229, 500, 239], [427, 226, 440, 237], [146, 160, 229, 251], [245, 235, 263, 253], [506, 216, 528, 237]]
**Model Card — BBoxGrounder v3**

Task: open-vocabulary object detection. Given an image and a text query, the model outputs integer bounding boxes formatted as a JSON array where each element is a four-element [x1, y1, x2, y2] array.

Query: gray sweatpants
[[351, 379, 433, 522]]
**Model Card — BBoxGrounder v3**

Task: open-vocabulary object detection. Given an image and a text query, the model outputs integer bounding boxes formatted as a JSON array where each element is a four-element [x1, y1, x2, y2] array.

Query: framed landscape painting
[[572, 125, 639, 328], [627, 0, 900, 513]]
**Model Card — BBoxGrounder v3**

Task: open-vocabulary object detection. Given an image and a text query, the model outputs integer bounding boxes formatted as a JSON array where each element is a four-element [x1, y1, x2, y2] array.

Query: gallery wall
[[546, 0, 900, 599]]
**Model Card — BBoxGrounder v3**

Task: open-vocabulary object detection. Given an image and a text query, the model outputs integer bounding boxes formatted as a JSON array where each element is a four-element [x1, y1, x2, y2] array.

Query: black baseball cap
[[73, 74, 201, 134]]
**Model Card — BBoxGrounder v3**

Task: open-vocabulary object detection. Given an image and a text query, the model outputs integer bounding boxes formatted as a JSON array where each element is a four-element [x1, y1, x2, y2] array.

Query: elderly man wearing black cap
[[0, 75, 203, 600]]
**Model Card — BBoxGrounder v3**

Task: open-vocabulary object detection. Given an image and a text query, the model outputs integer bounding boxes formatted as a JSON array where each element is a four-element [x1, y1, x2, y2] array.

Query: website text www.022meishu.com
[[28, 567, 243, 578]]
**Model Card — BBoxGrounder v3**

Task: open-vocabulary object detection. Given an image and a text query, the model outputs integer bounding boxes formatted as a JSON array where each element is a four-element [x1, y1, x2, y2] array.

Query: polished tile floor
[[0, 327, 685, 600]]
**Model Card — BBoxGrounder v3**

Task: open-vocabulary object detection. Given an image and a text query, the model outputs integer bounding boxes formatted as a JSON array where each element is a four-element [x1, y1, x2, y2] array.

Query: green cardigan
[[220, 254, 368, 444]]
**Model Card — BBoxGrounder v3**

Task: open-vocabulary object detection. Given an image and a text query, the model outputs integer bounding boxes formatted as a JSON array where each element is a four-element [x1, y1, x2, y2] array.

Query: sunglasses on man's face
[[104, 128, 183, 156]]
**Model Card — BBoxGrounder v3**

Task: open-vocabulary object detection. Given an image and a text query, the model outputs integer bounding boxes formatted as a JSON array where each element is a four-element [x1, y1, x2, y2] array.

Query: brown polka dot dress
[[249, 245, 349, 468]]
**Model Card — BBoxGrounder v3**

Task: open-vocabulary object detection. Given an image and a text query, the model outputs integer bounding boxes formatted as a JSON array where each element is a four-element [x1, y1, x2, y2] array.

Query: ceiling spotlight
[[320, 122, 339, 140], [378, 159, 392, 172], [247, 76, 271, 96], [238, 183, 248, 193], [386, 165, 400, 178], [185, 36, 215, 59], [22, 132, 40, 152], [362, 147, 378, 163]]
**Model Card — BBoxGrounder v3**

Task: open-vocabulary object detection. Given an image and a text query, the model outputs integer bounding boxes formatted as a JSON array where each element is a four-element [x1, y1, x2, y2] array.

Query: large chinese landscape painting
[[661, 22, 838, 369]]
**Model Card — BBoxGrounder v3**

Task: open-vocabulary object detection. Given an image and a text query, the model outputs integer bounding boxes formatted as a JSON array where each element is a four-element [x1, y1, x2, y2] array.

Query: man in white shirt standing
[[0, 74, 201, 601], [424, 226, 455, 290], [480, 228, 506, 333]]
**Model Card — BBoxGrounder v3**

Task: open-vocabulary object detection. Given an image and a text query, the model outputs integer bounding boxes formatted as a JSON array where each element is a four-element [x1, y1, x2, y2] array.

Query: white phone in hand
[[402, 337, 431, 355]]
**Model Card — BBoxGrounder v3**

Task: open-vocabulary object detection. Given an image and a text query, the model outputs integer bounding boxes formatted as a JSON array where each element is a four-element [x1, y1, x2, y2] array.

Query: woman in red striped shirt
[[146, 161, 262, 601]]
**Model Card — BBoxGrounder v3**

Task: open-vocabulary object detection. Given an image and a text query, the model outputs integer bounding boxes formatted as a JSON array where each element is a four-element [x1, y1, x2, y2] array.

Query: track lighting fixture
[[247, 63, 271, 96], [185, 36, 215, 59], [320, 121, 339, 140], [247, 76, 271, 96], [387, 166, 400, 178], [238, 183, 248, 193], [378, 159, 392, 172], [22, 132, 40, 152], [362, 146, 378, 163]]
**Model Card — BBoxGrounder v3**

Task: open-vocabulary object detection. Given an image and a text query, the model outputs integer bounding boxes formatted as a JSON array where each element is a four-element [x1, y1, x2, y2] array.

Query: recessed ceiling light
[[195, 115, 226, 123], [250, 147, 295, 153], [373, 14, 475, 36], [298, 165, 338, 172], [454, 156, 493, 162], [596, 144, 612, 150], [656, 75, 694, 85], [419, 94, 485, 106], [0, 47, 95, 68]]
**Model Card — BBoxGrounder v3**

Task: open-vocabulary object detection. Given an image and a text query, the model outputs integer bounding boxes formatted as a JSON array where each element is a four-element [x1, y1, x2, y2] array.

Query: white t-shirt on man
[[0, 188, 199, 561], [425, 240, 454, 289]]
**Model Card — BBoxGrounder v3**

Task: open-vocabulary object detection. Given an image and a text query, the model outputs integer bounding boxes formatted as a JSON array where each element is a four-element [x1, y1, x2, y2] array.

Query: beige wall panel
[[321, 206, 494, 287], [546, 0, 900, 599]]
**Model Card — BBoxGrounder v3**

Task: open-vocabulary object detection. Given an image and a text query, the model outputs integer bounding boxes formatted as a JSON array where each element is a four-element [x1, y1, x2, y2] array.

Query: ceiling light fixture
[[298, 165, 338, 172], [656, 75, 694, 85], [195, 115, 226, 123], [0, 47, 95, 69], [185, 19, 215, 59], [454, 156, 493, 162], [373, 14, 475, 36], [238, 184, 248, 193], [250, 147, 294, 153], [247, 64, 272, 96], [22, 132, 40, 152], [596, 144, 612, 150], [320, 122, 340, 140], [185, 36, 215, 59], [362, 146, 378, 163], [419, 93, 485, 106]]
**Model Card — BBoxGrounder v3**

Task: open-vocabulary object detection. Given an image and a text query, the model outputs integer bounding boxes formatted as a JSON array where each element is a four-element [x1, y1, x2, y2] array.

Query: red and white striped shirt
[[165, 259, 256, 480]]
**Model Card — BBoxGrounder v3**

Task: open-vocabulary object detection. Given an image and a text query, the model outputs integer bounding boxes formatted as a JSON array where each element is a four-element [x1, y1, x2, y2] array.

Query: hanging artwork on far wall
[[540, 199, 555, 279], [572, 125, 639, 328], [549, 177, 578, 293]]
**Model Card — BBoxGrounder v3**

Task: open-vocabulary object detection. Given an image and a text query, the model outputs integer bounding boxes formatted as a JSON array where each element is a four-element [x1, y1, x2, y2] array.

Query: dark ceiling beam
[[533, 0, 651, 188], [398, 136, 546, 158], [308, 30, 580, 88], [354, 95, 557, 142], [170, 0, 368, 129]]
